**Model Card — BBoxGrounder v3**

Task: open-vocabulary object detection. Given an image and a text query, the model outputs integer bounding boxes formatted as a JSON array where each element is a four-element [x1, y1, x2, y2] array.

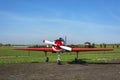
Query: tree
[[91, 43, 95, 48], [117, 44, 119, 48], [103, 43, 106, 48], [100, 44, 102, 48], [0, 43, 3, 46]]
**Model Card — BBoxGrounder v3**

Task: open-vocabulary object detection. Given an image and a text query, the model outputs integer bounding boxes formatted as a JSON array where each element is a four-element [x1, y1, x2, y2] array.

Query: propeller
[[43, 40, 56, 45], [60, 46, 72, 51], [43, 40, 72, 51]]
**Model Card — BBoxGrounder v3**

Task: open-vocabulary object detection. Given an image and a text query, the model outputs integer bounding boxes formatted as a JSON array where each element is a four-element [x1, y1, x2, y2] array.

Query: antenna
[[65, 36, 67, 45]]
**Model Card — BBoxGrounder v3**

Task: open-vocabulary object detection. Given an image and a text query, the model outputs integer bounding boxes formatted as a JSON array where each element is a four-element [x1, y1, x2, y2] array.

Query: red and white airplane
[[14, 38, 113, 64]]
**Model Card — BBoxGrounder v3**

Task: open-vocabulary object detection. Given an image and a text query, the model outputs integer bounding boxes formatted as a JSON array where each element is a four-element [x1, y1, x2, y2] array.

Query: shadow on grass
[[68, 59, 87, 64], [31, 61, 40, 63], [68, 59, 120, 65]]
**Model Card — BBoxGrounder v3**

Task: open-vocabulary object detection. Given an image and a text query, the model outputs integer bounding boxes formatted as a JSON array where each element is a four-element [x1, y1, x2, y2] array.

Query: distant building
[[84, 42, 91, 48]]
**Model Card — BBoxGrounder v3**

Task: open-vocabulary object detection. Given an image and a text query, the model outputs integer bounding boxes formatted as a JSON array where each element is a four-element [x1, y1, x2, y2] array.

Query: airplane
[[14, 37, 113, 64]]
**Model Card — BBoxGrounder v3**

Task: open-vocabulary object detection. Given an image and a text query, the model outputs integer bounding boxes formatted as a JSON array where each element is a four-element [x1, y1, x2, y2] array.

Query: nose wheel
[[57, 52, 61, 65], [57, 60, 61, 65]]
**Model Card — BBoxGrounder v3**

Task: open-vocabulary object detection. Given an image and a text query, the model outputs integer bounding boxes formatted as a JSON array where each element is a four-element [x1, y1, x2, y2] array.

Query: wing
[[71, 48, 113, 52], [14, 48, 113, 52], [13, 48, 53, 52]]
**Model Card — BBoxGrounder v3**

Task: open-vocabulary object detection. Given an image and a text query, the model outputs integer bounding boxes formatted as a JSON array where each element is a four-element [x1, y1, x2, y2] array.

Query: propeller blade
[[60, 46, 72, 51], [43, 40, 56, 45]]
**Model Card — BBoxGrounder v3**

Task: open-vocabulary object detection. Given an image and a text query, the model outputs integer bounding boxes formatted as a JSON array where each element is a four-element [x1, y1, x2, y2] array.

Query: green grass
[[0, 46, 120, 64]]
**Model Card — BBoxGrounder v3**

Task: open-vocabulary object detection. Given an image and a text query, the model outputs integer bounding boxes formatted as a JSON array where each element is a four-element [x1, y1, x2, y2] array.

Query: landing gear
[[44, 51, 62, 64], [57, 52, 61, 65], [75, 52, 79, 63], [44, 52, 49, 62]]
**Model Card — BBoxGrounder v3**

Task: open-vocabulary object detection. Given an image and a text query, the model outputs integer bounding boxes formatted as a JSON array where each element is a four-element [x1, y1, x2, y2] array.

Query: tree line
[[0, 42, 120, 48]]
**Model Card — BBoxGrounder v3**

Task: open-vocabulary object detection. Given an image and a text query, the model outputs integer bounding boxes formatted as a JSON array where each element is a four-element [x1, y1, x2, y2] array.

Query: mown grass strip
[[0, 46, 120, 64]]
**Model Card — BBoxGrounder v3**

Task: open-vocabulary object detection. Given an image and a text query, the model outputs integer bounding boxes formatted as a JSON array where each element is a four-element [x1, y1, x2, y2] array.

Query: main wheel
[[75, 58, 78, 63], [45, 57, 49, 62], [57, 60, 61, 65]]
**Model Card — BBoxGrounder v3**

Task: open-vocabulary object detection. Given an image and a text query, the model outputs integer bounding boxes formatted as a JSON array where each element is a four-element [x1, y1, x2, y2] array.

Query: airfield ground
[[0, 46, 120, 80], [0, 62, 120, 80]]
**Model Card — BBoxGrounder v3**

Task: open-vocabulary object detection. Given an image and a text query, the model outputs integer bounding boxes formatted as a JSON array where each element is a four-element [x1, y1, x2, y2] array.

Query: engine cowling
[[52, 39, 64, 51]]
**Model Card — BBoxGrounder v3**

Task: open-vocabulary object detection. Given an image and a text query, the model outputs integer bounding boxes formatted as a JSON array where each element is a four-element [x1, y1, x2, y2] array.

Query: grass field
[[0, 46, 120, 64]]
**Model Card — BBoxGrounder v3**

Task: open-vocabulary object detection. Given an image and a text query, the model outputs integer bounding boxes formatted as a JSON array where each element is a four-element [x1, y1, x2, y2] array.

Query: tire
[[75, 58, 78, 63], [57, 60, 61, 65], [45, 57, 49, 62]]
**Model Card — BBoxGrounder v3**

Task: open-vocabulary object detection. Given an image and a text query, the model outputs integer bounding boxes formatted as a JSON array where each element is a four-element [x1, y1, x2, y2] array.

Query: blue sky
[[0, 0, 120, 44]]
